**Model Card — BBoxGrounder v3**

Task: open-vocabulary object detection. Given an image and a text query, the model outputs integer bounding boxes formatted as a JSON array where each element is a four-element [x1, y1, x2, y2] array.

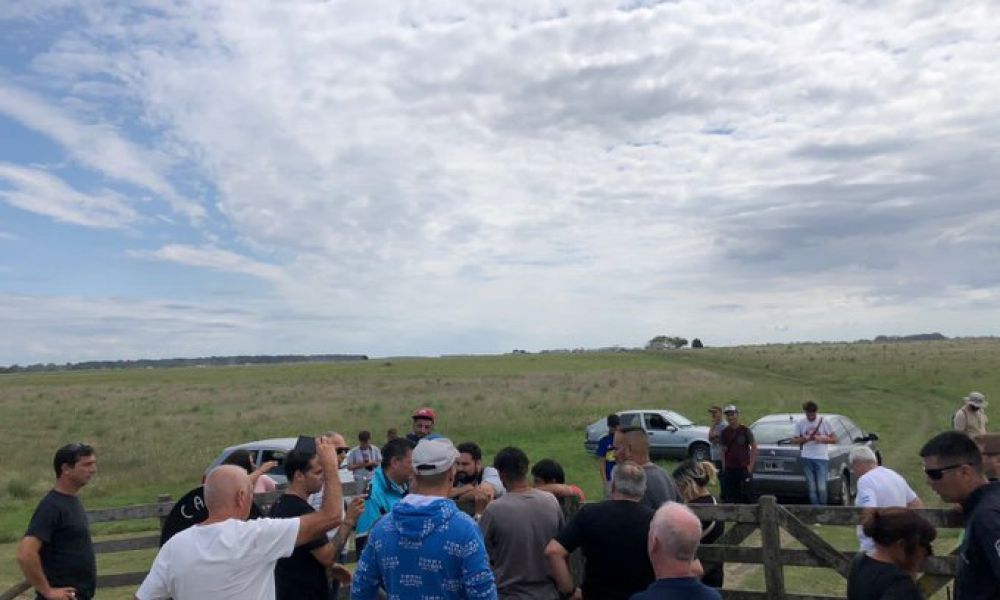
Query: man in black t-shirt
[[17, 443, 98, 600], [920, 431, 1000, 600], [271, 449, 362, 600], [546, 461, 655, 600], [719, 405, 757, 504]]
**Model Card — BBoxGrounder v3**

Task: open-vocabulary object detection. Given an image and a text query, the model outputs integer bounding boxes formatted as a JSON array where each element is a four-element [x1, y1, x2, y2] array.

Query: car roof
[[223, 437, 298, 453], [751, 413, 848, 424]]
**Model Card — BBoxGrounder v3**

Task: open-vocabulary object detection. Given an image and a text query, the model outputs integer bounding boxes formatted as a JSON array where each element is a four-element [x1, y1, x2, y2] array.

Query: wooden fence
[[688, 496, 963, 600], [2, 494, 962, 600]]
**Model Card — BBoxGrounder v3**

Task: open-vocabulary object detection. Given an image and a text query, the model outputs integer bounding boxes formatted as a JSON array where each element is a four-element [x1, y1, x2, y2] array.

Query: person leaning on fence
[[451, 441, 506, 506], [629, 502, 721, 600], [350, 437, 497, 600], [479, 446, 564, 600], [845, 508, 935, 600], [919, 431, 1000, 600], [545, 461, 656, 600], [531, 458, 586, 502], [849, 446, 922, 552], [17, 442, 98, 600], [719, 405, 757, 504], [615, 427, 680, 509], [672, 459, 725, 589], [134, 436, 343, 600]]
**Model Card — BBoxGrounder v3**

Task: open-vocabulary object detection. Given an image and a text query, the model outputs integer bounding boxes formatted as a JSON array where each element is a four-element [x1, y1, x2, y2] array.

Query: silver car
[[748, 413, 880, 505], [583, 409, 712, 461], [205, 437, 355, 486]]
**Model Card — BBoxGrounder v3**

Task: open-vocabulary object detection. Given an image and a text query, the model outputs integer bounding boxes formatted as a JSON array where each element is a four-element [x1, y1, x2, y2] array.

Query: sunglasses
[[336, 447, 350, 455], [924, 463, 968, 480]]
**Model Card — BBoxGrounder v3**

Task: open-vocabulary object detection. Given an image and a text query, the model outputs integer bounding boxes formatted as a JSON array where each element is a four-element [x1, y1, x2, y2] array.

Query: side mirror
[[868, 433, 879, 441], [666, 425, 678, 433]]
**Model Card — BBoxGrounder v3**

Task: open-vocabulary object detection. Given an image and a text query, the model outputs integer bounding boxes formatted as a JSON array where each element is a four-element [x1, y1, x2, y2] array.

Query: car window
[[829, 418, 852, 444], [842, 418, 864, 442], [619, 413, 642, 429], [665, 411, 693, 427], [260, 449, 288, 470], [645, 412, 669, 431], [750, 421, 795, 444]]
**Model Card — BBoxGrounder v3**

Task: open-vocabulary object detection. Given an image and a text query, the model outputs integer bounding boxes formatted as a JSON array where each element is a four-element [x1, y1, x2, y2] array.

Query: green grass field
[[1, 339, 997, 598]]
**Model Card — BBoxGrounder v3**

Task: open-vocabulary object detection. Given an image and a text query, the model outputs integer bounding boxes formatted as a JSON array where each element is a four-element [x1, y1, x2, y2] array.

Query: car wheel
[[834, 472, 852, 506], [689, 442, 710, 462]]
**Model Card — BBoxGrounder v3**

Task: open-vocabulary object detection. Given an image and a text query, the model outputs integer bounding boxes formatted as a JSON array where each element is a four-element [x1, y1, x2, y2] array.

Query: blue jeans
[[801, 457, 829, 505]]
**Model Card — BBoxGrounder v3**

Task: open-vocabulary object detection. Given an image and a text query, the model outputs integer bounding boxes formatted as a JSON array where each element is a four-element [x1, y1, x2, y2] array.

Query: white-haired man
[[849, 446, 922, 551], [629, 502, 720, 600], [546, 461, 655, 600]]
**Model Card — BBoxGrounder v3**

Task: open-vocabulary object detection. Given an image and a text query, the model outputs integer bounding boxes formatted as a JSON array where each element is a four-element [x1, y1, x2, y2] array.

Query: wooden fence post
[[157, 494, 172, 533], [758, 495, 786, 600]]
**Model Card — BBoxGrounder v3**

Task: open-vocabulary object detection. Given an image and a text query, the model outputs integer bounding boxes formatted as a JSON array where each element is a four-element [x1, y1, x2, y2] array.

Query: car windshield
[[751, 421, 796, 444], [665, 411, 694, 427]]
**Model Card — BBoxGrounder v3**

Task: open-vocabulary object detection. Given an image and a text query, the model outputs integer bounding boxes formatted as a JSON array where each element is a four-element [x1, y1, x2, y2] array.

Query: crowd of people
[[13, 393, 1000, 600]]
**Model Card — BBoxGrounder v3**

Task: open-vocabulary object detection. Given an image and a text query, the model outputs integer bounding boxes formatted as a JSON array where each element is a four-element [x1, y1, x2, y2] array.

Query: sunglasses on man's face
[[924, 463, 968, 480], [336, 447, 350, 455]]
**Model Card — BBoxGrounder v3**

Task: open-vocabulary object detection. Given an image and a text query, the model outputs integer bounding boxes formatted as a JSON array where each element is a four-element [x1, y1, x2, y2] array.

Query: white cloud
[[0, 230, 17, 240], [0, 162, 138, 228], [132, 244, 285, 283], [0, 83, 204, 221], [2, 1, 999, 361]]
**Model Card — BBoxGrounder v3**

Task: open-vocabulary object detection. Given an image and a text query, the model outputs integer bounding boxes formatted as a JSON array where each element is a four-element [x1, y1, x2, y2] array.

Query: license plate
[[762, 461, 782, 471]]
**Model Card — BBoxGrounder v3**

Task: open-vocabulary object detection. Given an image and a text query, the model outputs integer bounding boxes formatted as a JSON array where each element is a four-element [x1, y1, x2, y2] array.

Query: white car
[[584, 410, 711, 461], [205, 437, 355, 486]]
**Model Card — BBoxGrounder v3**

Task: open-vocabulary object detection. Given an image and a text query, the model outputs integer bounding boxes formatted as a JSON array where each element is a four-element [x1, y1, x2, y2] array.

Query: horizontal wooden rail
[[4, 494, 961, 600], [698, 545, 958, 577], [688, 503, 965, 528]]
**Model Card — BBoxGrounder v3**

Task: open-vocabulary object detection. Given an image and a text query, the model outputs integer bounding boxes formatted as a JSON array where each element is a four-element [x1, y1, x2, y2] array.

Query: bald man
[[135, 437, 344, 600], [630, 502, 721, 600], [615, 427, 680, 510]]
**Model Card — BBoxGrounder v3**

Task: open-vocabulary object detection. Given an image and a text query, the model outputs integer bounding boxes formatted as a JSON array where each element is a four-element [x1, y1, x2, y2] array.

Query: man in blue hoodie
[[352, 438, 497, 600]]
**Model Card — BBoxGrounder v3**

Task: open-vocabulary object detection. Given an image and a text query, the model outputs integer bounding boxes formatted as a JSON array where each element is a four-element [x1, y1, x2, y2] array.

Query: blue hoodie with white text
[[351, 495, 497, 600]]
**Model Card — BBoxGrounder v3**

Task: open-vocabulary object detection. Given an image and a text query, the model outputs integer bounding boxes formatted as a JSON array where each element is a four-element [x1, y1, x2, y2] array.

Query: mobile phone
[[363, 480, 373, 499]]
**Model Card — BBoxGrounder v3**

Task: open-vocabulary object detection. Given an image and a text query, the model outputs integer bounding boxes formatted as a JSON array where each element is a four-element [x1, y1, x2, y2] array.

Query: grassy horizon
[[2, 339, 998, 597]]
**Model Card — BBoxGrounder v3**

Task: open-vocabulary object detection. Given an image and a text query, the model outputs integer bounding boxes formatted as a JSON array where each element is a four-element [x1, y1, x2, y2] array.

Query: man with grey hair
[[849, 446, 922, 551], [546, 461, 655, 600], [630, 502, 721, 600]]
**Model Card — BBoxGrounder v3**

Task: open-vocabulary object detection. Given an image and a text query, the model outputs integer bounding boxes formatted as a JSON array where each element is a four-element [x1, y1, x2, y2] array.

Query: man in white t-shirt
[[849, 446, 922, 551], [790, 401, 837, 505], [134, 437, 344, 600]]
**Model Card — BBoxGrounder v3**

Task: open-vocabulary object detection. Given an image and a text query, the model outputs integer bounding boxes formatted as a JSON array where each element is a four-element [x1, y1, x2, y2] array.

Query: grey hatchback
[[747, 413, 880, 505]]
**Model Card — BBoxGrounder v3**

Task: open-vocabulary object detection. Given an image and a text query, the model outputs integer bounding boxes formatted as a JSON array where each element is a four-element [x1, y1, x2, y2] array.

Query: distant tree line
[[0, 354, 368, 375], [870, 333, 947, 343]]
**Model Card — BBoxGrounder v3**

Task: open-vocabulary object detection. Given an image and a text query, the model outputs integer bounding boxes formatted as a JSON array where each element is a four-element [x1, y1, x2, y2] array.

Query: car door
[[644, 412, 681, 458]]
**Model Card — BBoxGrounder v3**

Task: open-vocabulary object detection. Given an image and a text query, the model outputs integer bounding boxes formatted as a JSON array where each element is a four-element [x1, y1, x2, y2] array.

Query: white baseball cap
[[412, 438, 459, 476]]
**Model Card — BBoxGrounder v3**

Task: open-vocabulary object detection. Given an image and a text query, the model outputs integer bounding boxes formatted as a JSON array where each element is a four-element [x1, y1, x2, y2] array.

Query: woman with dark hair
[[672, 459, 724, 588], [221, 449, 278, 493], [847, 508, 936, 600]]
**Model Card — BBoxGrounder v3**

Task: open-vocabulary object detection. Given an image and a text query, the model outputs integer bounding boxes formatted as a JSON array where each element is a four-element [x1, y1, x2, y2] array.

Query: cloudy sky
[[1, 1, 998, 365]]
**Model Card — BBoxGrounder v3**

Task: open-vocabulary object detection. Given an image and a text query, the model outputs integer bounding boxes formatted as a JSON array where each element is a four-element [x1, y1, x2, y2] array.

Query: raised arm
[[296, 437, 343, 545]]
